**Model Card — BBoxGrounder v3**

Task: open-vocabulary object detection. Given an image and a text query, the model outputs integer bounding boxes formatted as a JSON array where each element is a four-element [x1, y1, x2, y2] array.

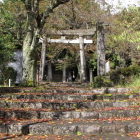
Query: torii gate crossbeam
[[39, 27, 106, 83]]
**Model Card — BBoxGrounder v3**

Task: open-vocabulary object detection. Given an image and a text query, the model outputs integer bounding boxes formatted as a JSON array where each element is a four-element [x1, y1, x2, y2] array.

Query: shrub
[[0, 66, 17, 86], [110, 65, 140, 85], [89, 76, 113, 88]]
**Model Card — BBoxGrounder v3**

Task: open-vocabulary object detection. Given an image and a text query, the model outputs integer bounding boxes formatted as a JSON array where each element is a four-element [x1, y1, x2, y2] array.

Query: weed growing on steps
[[122, 75, 140, 93], [77, 131, 82, 136]]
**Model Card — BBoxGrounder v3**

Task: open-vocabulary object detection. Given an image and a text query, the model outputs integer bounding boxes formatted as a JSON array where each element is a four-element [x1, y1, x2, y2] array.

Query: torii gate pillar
[[39, 37, 46, 81], [79, 35, 87, 83]]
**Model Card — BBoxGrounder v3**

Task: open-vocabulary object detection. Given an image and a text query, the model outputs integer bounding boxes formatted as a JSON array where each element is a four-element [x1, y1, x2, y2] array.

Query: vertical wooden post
[[97, 22, 106, 76], [105, 60, 110, 73], [9, 79, 11, 87], [48, 60, 52, 82], [89, 68, 93, 83], [36, 67, 39, 85], [79, 35, 87, 83], [39, 37, 46, 81], [62, 66, 67, 83]]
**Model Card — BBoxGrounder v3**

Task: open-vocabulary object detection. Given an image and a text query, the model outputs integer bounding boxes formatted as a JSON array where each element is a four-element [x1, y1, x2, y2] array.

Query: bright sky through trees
[[106, 0, 140, 7], [96, 0, 140, 13]]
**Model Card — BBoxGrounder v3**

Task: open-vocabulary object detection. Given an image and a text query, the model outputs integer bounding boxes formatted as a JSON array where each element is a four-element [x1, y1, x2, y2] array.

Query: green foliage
[[89, 76, 113, 88], [0, 0, 20, 55], [0, 1, 18, 46], [120, 75, 140, 91], [0, 1, 21, 86], [110, 65, 140, 85], [87, 53, 97, 70], [54, 48, 77, 71], [106, 6, 140, 66], [21, 80, 35, 87], [0, 67, 17, 86], [117, 65, 140, 76]]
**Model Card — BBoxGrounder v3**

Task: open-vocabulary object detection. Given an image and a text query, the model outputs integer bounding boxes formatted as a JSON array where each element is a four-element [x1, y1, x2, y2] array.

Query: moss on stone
[[124, 93, 132, 96], [105, 94, 112, 97]]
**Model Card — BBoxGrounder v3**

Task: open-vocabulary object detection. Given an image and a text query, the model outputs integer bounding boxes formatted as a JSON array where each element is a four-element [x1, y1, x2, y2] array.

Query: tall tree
[[105, 6, 140, 68], [21, 0, 70, 86]]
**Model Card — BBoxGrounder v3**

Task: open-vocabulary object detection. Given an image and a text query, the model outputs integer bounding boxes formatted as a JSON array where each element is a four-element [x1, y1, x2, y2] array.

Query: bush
[[89, 76, 113, 88], [0, 66, 17, 86], [119, 65, 140, 76], [110, 65, 140, 85]]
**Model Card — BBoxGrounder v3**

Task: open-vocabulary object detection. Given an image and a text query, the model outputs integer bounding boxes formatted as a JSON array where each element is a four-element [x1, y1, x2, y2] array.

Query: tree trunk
[[79, 35, 87, 83], [97, 22, 106, 76], [22, 33, 37, 86], [21, 0, 70, 86], [22, 6, 40, 86]]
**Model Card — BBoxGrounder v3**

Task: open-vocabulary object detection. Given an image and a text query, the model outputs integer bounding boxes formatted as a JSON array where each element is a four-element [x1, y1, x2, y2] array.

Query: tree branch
[[40, 0, 70, 28], [34, 0, 41, 27]]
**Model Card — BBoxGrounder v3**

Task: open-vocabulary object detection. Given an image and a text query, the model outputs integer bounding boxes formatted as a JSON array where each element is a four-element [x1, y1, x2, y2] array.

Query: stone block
[[0, 124, 6, 133], [29, 124, 53, 135], [81, 111, 99, 119], [40, 112, 55, 119], [127, 124, 140, 133], [115, 125, 127, 133], [7, 124, 29, 135], [0, 111, 5, 118], [78, 125, 101, 135], [113, 102, 129, 108], [53, 125, 77, 135], [102, 125, 116, 133], [106, 88, 117, 93], [0, 101, 7, 108], [61, 111, 72, 119], [22, 102, 42, 109], [99, 112, 113, 118], [117, 88, 130, 93]]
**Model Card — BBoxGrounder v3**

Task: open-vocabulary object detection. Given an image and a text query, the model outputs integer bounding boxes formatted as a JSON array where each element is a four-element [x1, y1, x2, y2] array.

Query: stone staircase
[[0, 83, 140, 139]]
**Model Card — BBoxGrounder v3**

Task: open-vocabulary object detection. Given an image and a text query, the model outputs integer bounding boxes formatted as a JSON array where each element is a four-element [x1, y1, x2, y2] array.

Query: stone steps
[[0, 99, 139, 110], [0, 92, 139, 101], [22, 87, 131, 94], [0, 106, 139, 120], [0, 119, 140, 135], [0, 86, 139, 138]]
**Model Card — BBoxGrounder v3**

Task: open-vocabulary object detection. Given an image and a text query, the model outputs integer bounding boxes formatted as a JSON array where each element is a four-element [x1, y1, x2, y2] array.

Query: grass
[[0, 85, 14, 87], [125, 76, 140, 87], [117, 75, 140, 92]]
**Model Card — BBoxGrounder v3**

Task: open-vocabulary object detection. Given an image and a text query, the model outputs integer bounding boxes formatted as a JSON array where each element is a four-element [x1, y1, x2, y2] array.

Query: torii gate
[[39, 23, 106, 83]]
